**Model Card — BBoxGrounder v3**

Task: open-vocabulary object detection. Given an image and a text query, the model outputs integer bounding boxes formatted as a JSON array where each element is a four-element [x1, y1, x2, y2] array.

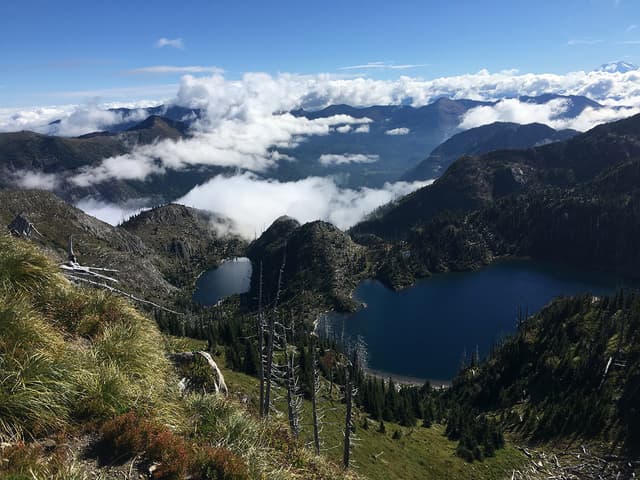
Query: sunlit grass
[[0, 234, 182, 440]]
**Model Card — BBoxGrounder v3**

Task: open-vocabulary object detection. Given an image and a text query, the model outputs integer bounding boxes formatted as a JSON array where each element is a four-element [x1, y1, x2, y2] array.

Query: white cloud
[[566, 38, 603, 46], [459, 98, 640, 131], [75, 198, 149, 226], [340, 62, 429, 70], [155, 37, 184, 49], [54, 67, 640, 184], [12, 170, 60, 190], [128, 65, 223, 75], [7, 67, 640, 135], [354, 124, 370, 133], [70, 111, 373, 186], [335, 124, 352, 133], [51, 105, 149, 136], [72, 155, 164, 187], [460, 98, 570, 129], [385, 127, 410, 135], [319, 153, 379, 166], [0, 101, 160, 136], [174, 172, 431, 238]]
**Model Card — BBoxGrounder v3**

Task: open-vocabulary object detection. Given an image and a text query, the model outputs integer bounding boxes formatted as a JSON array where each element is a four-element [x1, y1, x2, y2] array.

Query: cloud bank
[[70, 112, 373, 186], [75, 198, 149, 226], [459, 98, 640, 131], [175, 173, 431, 238], [0, 101, 156, 136], [5, 66, 640, 137]]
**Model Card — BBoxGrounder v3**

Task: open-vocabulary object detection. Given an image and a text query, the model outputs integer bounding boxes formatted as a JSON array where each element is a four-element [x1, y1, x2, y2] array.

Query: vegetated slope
[[221, 368, 527, 480], [353, 113, 640, 241], [247, 216, 370, 313], [401, 122, 578, 181], [447, 291, 640, 455], [121, 203, 246, 288], [0, 190, 240, 304], [0, 115, 230, 204], [369, 154, 640, 290], [0, 234, 355, 480], [348, 114, 640, 288], [0, 115, 185, 175]]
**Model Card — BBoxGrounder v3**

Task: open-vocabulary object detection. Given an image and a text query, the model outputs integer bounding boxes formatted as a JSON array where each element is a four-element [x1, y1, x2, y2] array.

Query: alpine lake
[[194, 257, 631, 383]]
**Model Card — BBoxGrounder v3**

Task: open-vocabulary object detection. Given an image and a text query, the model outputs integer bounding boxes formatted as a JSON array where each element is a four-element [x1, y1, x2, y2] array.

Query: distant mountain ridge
[[279, 94, 604, 188], [401, 122, 578, 181], [597, 61, 639, 74], [354, 113, 640, 240], [350, 113, 640, 289], [0, 94, 615, 209]]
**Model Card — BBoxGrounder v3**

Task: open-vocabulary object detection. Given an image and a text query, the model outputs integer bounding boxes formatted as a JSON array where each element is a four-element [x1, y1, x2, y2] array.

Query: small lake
[[324, 259, 631, 383], [193, 257, 252, 306]]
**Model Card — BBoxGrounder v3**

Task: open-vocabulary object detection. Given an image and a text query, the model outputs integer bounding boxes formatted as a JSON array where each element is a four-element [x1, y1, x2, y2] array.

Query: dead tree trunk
[[311, 339, 322, 455], [263, 251, 286, 418], [343, 341, 364, 470], [343, 365, 353, 470], [257, 262, 265, 417], [282, 315, 301, 438]]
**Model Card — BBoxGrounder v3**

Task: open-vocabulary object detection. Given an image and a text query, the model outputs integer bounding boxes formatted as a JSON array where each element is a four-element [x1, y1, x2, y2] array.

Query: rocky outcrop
[[248, 217, 369, 313], [121, 204, 246, 287]]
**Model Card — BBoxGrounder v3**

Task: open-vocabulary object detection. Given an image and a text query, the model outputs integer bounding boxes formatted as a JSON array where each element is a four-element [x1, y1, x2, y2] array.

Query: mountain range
[[0, 93, 615, 213], [401, 122, 578, 181]]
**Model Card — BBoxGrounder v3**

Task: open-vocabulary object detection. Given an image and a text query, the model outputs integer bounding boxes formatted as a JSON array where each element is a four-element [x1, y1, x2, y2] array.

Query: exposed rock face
[[7, 213, 41, 238], [121, 204, 246, 287], [0, 191, 246, 305], [248, 217, 369, 313], [0, 189, 173, 303]]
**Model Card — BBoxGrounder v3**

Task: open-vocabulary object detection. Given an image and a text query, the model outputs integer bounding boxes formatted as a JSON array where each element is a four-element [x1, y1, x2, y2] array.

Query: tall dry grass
[[0, 234, 181, 440]]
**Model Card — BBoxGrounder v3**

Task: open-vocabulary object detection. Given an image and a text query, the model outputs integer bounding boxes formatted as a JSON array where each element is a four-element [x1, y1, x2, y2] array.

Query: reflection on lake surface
[[193, 257, 252, 306], [324, 259, 631, 382]]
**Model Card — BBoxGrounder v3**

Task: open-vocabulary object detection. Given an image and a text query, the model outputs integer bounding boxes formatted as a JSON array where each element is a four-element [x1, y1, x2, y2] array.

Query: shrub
[[195, 446, 249, 480], [99, 413, 192, 480], [456, 444, 474, 463], [0, 442, 44, 476]]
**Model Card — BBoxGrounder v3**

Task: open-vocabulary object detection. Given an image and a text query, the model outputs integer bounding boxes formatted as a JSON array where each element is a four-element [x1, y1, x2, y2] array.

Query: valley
[[3, 16, 640, 477]]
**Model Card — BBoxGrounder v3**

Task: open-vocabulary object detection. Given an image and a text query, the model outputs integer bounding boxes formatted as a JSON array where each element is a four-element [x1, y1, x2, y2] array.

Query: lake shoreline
[[328, 258, 630, 383], [364, 367, 451, 388]]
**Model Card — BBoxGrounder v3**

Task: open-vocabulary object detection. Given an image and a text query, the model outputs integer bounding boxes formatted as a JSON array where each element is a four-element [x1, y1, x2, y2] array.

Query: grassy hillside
[[220, 366, 526, 480], [0, 234, 355, 479], [0, 191, 243, 306]]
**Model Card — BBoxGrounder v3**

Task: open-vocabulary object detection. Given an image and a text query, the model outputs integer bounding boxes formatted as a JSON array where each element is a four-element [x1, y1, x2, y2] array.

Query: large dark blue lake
[[325, 259, 630, 383], [193, 257, 252, 306]]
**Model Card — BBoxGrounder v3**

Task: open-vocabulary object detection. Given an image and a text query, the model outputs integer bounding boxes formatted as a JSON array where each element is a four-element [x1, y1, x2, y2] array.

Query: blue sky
[[1, 0, 639, 107]]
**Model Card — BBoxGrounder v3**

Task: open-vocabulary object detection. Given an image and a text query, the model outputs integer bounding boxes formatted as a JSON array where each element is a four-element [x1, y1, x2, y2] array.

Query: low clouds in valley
[[6, 66, 640, 238], [175, 173, 432, 238]]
